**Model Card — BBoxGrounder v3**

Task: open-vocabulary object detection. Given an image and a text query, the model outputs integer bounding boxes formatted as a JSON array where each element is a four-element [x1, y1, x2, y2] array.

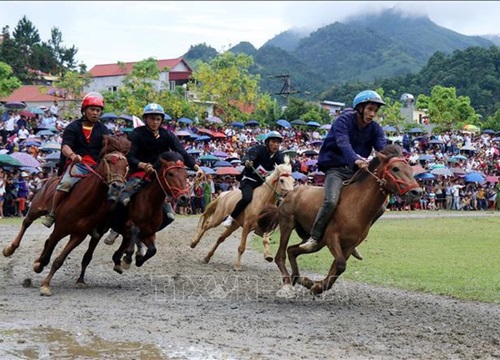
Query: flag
[[132, 115, 145, 128]]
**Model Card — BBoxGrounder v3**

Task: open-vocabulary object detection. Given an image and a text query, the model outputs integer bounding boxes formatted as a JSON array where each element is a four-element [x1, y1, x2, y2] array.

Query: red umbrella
[[20, 110, 36, 118], [215, 167, 241, 176], [485, 175, 499, 183]]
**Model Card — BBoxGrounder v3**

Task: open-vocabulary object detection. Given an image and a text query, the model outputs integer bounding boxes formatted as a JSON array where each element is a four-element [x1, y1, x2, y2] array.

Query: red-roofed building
[[86, 57, 193, 93], [0, 85, 78, 109]]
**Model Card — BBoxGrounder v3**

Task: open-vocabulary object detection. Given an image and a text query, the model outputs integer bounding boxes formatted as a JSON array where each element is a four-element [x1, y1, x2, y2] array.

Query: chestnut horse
[[3, 135, 131, 296], [258, 145, 422, 296], [110, 151, 190, 274], [189, 156, 295, 270]]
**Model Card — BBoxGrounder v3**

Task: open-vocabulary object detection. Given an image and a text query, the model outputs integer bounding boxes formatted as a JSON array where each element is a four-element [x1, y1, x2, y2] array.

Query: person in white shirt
[[50, 101, 59, 116]]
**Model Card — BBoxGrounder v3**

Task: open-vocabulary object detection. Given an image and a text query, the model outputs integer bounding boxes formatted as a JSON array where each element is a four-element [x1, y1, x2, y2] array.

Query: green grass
[[251, 216, 500, 304]]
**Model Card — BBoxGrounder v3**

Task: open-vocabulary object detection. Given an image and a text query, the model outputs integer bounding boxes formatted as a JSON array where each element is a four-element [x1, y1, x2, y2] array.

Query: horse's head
[[98, 135, 131, 201], [267, 155, 295, 197], [154, 151, 189, 207], [372, 144, 422, 203]]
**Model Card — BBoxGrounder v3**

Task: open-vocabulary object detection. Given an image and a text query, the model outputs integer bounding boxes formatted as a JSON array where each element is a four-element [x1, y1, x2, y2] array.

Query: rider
[[105, 103, 203, 244], [42, 92, 110, 228], [299, 90, 387, 255], [222, 131, 285, 228]]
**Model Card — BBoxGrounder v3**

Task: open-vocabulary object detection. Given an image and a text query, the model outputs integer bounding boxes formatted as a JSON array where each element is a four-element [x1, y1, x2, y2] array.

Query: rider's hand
[[141, 162, 154, 174], [245, 160, 254, 168], [355, 159, 368, 169], [70, 154, 82, 163]]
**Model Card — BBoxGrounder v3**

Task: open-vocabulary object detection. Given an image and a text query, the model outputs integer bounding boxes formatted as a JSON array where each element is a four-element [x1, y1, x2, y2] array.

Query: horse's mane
[[265, 155, 291, 182], [355, 144, 404, 184], [100, 135, 132, 158], [153, 151, 184, 169]]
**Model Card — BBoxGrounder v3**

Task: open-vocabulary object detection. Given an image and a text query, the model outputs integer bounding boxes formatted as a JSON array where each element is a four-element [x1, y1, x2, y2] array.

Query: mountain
[[482, 34, 500, 46], [228, 41, 257, 56], [262, 29, 309, 52]]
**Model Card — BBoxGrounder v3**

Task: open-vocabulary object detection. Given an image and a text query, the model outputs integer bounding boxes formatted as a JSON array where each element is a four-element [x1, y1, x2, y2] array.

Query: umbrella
[[450, 167, 466, 176], [411, 164, 427, 175], [430, 167, 454, 177], [283, 149, 298, 157], [460, 145, 477, 151], [485, 175, 499, 183], [383, 125, 398, 132], [3, 101, 27, 110], [200, 166, 215, 175], [256, 134, 266, 141], [178, 117, 193, 125], [415, 172, 436, 181], [45, 152, 61, 162], [197, 128, 214, 136], [199, 154, 219, 161], [319, 124, 331, 130], [450, 155, 467, 161], [211, 131, 227, 139], [213, 160, 232, 168], [306, 121, 321, 127], [305, 159, 318, 166], [463, 124, 480, 132], [0, 154, 23, 166], [29, 107, 45, 115], [418, 154, 435, 161], [212, 151, 229, 158], [409, 127, 424, 134], [101, 113, 119, 121], [491, 137, 500, 142], [290, 119, 306, 126], [119, 114, 134, 122], [9, 152, 41, 167], [36, 130, 56, 137], [20, 110, 36, 118], [20, 139, 42, 147], [428, 139, 444, 144], [276, 119, 291, 128], [215, 167, 241, 176], [302, 150, 318, 156], [482, 129, 496, 134], [463, 172, 485, 183], [175, 130, 193, 137], [230, 121, 244, 128], [245, 120, 259, 127], [164, 113, 172, 121], [194, 135, 211, 142], [309, 140, 323, 146], [40, 142, 61, 151], [187, 148, 200, 154], [206, 116, 223, 124], [291, 172, 308, 181]]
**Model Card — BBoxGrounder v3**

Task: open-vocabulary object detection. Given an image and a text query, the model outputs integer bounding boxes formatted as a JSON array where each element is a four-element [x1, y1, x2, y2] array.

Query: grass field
[[251, 215, 500, 304]]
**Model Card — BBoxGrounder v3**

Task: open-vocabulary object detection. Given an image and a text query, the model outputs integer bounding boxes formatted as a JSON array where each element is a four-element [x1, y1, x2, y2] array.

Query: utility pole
[[270, 74, 302, 103]]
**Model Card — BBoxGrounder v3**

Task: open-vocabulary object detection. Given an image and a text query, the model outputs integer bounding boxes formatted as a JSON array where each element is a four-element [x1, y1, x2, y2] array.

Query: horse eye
[[392, 166, 400, 172]]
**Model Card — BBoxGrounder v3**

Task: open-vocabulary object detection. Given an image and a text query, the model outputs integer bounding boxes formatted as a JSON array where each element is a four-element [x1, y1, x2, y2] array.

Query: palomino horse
[[257, 145, 422, 296], [190, 156, 295, 270], [110, 151, 190, 274], [3, 135, 131, 296]]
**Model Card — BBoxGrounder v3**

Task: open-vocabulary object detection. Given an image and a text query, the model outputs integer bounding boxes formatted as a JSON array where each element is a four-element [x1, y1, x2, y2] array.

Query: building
[[0, 85, 77, 111], [400, 93, 429, 124], [85, 58, 193, 93], [320, 100, 345, 118]]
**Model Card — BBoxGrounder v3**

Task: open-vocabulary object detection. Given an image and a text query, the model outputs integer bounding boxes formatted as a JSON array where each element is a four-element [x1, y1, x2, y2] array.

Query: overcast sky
[[1, 1, 499, 69]]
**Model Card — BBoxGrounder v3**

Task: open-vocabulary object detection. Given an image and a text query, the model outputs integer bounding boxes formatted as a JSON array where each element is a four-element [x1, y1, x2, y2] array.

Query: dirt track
[[1, 214, 499, 359]]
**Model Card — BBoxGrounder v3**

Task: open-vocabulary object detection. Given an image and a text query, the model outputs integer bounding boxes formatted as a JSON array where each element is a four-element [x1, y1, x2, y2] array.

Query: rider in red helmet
[[299, 90, 387, 256], [42, 92, 111, 228]]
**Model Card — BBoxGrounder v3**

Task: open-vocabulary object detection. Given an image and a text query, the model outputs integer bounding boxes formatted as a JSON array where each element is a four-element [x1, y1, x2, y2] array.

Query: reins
[[250, 164, 290, 201], [152, 160, 189, 201], [68, 152, 128, 185]]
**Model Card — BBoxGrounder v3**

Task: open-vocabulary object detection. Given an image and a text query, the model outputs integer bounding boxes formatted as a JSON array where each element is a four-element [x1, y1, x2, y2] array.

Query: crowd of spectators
[[1, 105, 500, 218]]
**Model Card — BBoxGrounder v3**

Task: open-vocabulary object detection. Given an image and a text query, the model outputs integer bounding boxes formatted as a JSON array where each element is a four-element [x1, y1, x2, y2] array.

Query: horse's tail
[[197, 196, 219, 230], [257, 204, 280, 234]]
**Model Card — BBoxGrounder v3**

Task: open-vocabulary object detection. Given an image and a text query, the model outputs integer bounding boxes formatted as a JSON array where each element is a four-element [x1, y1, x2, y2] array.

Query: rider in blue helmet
[[299, 90, 387, 256], [221, 130, 285, 229]]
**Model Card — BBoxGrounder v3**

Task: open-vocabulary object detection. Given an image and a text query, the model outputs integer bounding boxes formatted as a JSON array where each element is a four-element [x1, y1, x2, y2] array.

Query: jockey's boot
[[104, 229, 119, 245], [41, 190, 66, 228], [254, 227, 264, 237], [119, 190, 133, 206], [222, 215, 234, 228], [299, 237, 320, 252], [352, 247, 364, 260], [165, 202, 175, 220]]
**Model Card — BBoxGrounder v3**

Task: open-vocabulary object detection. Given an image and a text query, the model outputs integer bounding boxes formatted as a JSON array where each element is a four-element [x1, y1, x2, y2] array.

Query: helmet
[[353, 90, 385, 109], [265, 131, 283, 145], [142, 103, 165, 119], [81, 92, 104, 113]]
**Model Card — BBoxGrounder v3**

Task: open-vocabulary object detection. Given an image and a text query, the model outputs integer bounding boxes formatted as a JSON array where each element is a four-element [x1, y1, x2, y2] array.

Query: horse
[[257, 144, 423, 296], [110, 151, 190, 274], [3, 135, 131, 296], [189, 156, 295, 270]]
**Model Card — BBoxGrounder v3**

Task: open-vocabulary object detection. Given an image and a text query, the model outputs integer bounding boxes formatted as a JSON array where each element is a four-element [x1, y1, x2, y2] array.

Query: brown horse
[[258, 145, 422, 296], [3, 135, 131, 296], [189, 156, 295, 270], [110, 151, 190, 274]]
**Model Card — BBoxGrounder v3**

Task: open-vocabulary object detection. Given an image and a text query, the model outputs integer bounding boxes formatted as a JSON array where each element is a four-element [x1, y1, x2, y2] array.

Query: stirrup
[[41, 214, 55, 228], [299, 238, 319, 251]]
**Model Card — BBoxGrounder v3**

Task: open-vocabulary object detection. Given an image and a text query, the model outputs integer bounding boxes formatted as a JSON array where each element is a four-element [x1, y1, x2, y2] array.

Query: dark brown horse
[[258, 144, 422, 296], [110, 151, 190, 274], [3, 135, 131, 296]]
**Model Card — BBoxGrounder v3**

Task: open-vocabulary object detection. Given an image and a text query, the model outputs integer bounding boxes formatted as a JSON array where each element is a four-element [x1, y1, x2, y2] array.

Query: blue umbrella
[[214, 160, 232, 167], [231, 122, 244, 128], [194, 135, 211, 142], [306, 121, 321, 127], [291, 172, 307, 181], [482, 129, 495, 134], [200, 166, 215, 174], [187, 148, 200, 154], [418, 154, 435, 161], [383, 125, 398, 132], [207, 116, 223, 124], [276, 119, 291, 128], [36, 130, 56, 137], [245, 120, 259, 127], [178, 117, 193, 125], [101, 113, 119, 121], [119, 114, 134, 122], [409, 127, 424, 134], [291, 119, 306, 126], [3, 101, 27, 110], [415, 172, 436, 180], [463, 172, 485, 183], [164, 113, 172, 120]]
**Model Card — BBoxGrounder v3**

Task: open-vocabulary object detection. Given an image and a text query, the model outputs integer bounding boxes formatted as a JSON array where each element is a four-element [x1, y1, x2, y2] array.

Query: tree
[[0, 26, 28, 81], [50, 70, 91, 118], [0, 61, 22, 97], [48, 27, 78, 73], [375, 88, 405, 128], [192, 51, 261, 123], [281, 97, 331, 124], [416, 85, 478, 131]]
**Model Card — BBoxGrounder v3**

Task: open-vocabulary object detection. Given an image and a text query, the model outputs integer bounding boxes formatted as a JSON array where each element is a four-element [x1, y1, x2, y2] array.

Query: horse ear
[[377, 151, 388, 162]]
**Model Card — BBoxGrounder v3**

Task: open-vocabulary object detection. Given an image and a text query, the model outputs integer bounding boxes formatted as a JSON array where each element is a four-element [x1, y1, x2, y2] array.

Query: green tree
[[0, 26, 27, 81], [0, 61, 22, 97], [416, 85, 477, 131], [192, 51, 261, 123], [50, 70, 91, 118], [281, 97, 330, 124], [48, 27, 78, 73]]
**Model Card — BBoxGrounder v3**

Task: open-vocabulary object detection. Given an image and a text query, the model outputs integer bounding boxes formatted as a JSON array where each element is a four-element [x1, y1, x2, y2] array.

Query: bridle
[[363, 157, 420, 196], [153, 159, 189, 201], [69, 152, 129, 186]]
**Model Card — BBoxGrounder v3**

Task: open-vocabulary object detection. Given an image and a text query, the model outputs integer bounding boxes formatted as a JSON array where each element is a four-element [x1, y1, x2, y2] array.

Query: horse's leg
[[275, 222, 295, 295], [262, 232, 273, 262], [203, 225, 237, 264], [2, 210, 40, 257], [135, 236, 156, 267], [189, 224, 211, 249], [288, 242, 326, 291], [33, 228, 66, 274], [121, 225, 139, 269], [234, 224, 251, 271], [40, 233, 87, 296], [76, 233, 101, 288], [112, 234, 134, 274]]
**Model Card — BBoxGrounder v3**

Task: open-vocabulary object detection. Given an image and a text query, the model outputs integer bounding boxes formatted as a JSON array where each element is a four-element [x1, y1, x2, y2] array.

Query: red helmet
[[81, 92, 104, 113]]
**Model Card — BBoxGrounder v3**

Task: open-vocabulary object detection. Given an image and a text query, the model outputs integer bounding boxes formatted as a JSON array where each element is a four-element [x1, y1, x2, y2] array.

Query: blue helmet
[[265, 131, 283, 144], [142, 103, 165, 119], [353, 90, 385, 109]]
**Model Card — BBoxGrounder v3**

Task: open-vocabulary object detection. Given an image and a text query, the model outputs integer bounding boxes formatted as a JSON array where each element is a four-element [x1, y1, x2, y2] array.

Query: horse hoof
[[113, 265, 123, 274], [264, 255, 273, 262], [33, 262, 43, 273], [189, 242, 197, 249], [2, 245, 14, 257], [202, 256, 210, 264], [75, 282, 87, 289], [233, 265, 242, 272], [310, 284, 324, 296], [40, 286, 52, 296], [121, 260, 130, 270]]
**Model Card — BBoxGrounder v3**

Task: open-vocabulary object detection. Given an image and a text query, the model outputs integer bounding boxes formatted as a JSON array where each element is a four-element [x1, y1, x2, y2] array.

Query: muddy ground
[[1, 214, 499, 359]]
